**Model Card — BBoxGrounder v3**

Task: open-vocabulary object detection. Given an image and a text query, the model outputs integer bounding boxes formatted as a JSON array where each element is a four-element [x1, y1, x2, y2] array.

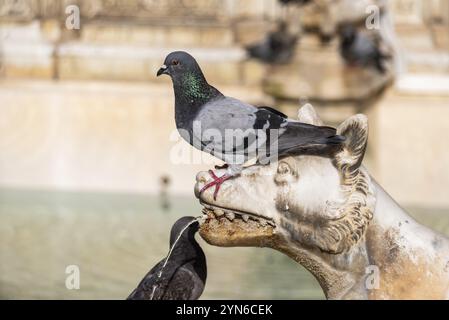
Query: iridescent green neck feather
[[181, 72, 211, 100], [173, 70, 222, 111]]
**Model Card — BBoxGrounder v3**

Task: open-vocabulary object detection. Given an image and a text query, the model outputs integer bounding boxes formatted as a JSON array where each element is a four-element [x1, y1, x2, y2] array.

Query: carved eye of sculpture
[[172, 59, 179, 66], [277, 162, 291, 175], [275, 160, 297, 185]]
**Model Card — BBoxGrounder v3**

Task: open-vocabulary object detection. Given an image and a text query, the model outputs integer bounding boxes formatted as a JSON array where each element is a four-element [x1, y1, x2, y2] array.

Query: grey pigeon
[[246, 21, 298, 64], [127, 216, 206, 300], [157, 51, 344, 199], [339, 25, 390, 73]]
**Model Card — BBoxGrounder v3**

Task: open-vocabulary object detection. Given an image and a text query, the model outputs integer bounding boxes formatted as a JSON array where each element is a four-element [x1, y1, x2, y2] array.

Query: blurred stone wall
[[1, 0, 449, 209], [0, 0, 281, 84], [1, 0, 448, 82]]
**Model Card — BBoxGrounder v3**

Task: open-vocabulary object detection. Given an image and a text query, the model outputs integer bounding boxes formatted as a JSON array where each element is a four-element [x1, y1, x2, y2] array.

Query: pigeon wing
[[194, 97, 258, 160], [127, 260, 165, 300], [194, 98, 342, 163], [126, 260, 204, 300], [162, 264, 205, 300], [194, 97, 288, 162]]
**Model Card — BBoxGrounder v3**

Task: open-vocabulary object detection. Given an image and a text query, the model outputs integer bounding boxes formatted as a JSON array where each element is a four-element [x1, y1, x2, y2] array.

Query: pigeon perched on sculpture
[[157, 51, 345, 200]]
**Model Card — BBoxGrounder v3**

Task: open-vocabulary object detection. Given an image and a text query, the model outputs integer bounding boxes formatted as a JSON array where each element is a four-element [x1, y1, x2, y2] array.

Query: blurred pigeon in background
[[157, 51, 345, 199], [127, 216, 206, 300], [339, 24, 391, 73], [246, 21, 298, 64]]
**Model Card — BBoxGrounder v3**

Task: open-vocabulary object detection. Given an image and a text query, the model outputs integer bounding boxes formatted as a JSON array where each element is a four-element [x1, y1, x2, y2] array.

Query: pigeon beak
[[157, 64, 168, 77]]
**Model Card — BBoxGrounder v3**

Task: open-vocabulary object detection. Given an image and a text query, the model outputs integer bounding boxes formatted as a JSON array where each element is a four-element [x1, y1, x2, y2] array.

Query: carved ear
[[335, 114, 369, 171], [297, 103, 324, 126]]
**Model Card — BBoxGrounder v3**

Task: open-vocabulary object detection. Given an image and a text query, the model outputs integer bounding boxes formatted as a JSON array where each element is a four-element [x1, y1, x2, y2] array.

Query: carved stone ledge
[[0, 0, 229, 21]]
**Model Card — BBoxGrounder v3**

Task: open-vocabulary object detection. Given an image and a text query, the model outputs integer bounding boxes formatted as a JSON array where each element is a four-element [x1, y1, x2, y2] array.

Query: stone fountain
[[262, 0, 394, 102]]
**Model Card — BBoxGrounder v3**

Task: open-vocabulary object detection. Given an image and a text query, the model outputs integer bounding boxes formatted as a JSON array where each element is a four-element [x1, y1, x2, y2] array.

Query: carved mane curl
[[316, 114, 376, 254], [316, 166, 375, 254]]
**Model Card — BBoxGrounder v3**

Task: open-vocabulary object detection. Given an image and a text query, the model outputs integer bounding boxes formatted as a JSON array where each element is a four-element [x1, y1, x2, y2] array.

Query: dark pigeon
[[246, 21, 298, 64], [127, 216, 206, 300], [339, 25, 390, 73], [157, 51, 345, 199]]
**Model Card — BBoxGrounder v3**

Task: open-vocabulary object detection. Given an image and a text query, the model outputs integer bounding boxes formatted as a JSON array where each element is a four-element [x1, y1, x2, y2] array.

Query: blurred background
[[0, 0, 448, 299]]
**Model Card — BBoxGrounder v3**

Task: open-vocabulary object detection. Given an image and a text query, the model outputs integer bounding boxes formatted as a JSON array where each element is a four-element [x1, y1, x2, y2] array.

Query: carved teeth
[[225, 212, 235, 221], [201, 203, 275, 227], [202, 203, 213, 210]]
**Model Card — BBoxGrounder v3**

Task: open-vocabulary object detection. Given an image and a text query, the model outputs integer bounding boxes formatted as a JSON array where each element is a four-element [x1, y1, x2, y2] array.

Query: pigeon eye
[[172, 60, 179, 66]]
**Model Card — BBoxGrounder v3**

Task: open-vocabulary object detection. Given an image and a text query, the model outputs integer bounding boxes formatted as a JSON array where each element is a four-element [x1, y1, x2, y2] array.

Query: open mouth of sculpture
[[200, 201, 276, 227], [198, 201, 276, 247]]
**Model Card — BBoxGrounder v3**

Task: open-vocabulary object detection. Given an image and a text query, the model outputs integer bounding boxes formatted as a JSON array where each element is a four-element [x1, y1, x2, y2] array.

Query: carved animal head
[[195, 104, 375, 254]]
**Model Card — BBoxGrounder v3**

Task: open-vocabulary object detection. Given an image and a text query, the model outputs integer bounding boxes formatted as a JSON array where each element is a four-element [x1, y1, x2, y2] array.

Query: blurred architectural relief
[[0, 0, 449, 208], [261, 0, 394, 103]]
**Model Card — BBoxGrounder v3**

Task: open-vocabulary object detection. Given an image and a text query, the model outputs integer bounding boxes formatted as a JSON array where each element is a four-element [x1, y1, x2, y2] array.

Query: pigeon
[[127, 216, 206, 300], [246, 21, 298, 64], [157, 51, 345, 199], [339, 25, 390, 74]]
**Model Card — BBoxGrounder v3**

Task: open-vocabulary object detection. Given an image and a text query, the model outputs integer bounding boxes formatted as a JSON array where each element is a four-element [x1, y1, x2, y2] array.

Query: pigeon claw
[[200, 170, 232, 201]]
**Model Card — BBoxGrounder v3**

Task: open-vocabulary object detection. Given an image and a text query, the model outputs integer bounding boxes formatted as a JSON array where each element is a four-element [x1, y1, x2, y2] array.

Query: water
[[0, 188, 448, 300]]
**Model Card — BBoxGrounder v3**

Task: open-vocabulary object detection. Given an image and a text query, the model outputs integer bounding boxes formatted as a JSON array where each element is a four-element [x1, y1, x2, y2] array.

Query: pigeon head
[[169, 216, 199, 247], [157, 51, 205, 81], [157, 51, 222, 107]]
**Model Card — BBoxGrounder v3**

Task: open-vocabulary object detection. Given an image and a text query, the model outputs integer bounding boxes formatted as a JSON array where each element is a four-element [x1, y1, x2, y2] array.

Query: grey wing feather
[[194, 97, 260, 161], [196, 96, 258, 132]]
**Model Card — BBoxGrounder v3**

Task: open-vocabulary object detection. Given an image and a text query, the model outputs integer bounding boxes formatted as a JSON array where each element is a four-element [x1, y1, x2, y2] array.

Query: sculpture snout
[[194, 169, 229, 201], [194, 171, 209, 198]]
